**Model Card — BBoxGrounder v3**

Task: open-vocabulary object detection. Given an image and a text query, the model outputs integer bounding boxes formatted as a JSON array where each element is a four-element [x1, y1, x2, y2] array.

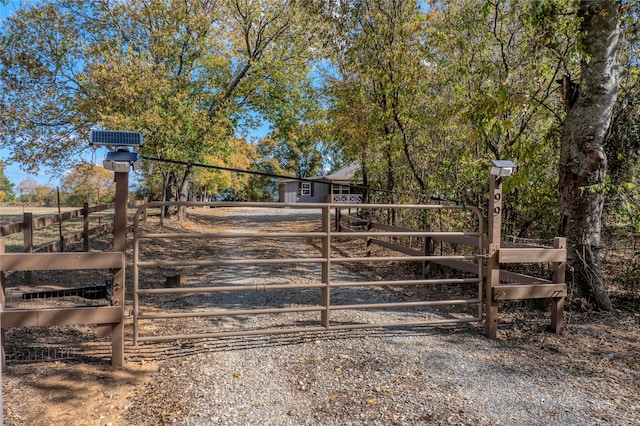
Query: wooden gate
[[132, 202, 485, 344]]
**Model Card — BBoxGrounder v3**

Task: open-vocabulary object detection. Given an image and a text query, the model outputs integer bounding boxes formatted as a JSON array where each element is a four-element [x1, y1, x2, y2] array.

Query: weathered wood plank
[[493, 283, 567, 300], [0, 222, 23, 237], [0, 252, 124, 272], [368, 238, 423, 256], [498, 248, 566, 263], [33, 227, 108, 253], [32, 209, 83, 230], [1, 306, 122, 328], [88, 223, 111, 236], [34, 241, 63, 253], [430, 234, 486, 248], [87, 203, 116, 214], [0, 204, 113, 237]]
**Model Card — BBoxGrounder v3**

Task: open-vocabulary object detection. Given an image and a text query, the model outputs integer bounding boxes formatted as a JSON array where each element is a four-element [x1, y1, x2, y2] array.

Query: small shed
[[278, 163, 363, 204]]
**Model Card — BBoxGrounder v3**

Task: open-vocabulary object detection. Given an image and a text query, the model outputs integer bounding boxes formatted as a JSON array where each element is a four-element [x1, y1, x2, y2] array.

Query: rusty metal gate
[[132, 202, 483, 344]]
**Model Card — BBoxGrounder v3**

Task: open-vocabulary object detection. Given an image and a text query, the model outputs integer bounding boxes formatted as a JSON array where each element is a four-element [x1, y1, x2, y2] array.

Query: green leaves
[[316, 0, 577, 234], [1, 0, 317, 205], [61, 162, 115, 205], [0, 161, 15, 202]]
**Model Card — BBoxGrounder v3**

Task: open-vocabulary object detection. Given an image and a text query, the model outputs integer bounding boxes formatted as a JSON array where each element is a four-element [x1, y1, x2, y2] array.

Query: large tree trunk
[[359, 156, 369, 203], [177, 164, 194, 221], [164, 171, 180, 220], [159, 171, 169, 226], [161, 165, 194, 222], [559, 1, 621, 311]]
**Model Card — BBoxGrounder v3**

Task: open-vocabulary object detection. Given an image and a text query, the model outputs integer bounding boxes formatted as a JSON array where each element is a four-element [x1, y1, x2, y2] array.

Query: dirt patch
[[3, 360, 156, 425]]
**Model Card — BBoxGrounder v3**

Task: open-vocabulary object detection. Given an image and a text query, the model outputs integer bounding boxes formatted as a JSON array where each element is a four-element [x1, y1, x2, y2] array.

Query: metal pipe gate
[[132, 202, 483, 344]]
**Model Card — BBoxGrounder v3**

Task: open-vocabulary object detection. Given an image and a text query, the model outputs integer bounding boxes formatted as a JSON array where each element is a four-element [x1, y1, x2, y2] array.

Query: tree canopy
[[1, 0, 320, 204], [0, 160, 14, 202], [61, 161, 115, 205], [1, 0, 638, 307]]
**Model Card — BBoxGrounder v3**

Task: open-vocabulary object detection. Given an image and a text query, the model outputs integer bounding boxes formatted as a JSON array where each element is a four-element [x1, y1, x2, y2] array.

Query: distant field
[[0, 206, 79, 225], [0, 205, 114, 253]]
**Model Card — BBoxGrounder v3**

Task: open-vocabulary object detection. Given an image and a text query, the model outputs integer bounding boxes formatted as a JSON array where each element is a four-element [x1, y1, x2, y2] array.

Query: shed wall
[[279, 181, 329, 203]]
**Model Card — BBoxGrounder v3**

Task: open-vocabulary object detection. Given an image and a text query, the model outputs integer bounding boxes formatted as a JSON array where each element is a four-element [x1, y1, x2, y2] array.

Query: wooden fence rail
[[337, 209, 567, 334], [338, 212, 563, 285], [0, 202, 115, 254], [0, 252, 126, 367]]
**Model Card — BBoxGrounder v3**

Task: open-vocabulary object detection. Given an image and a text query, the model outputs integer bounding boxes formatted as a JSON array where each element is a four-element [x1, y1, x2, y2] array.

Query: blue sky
[[0, 0, 25, 19]]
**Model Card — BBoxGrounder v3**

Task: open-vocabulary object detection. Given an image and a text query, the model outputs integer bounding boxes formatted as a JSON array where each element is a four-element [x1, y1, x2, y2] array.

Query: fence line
[[0, 202, 116, 254], [336, 207, 566, 335]]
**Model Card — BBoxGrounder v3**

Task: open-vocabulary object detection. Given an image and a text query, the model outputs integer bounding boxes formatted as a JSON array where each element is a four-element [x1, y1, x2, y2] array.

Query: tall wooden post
[[113, 172, 129, 254], [485, 174, 503, 338], [23, 212, 33, 285], [321, 205, 331, 328], [111, 171, 129, 367], [551, 237, 566, 333], [422, 224, 432, 279], [83, 202, 90, 252], [0, 239, 5, 303], [1, 239, 5, 366]]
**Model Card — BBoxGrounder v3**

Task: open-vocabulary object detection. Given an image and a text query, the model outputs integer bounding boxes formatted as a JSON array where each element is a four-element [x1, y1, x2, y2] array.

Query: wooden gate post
[[485, 174, 502, 338], [551, 237, 566, 333], [83, 202, 90, 252], [23, 212, 33, 285], [111, 170, 129, 367], [422, 224, 432, 279], [321, 205, 331, 328], [113, 171, 128, 254], [1, 239, 5, 366], [485, 160, 516, 338]]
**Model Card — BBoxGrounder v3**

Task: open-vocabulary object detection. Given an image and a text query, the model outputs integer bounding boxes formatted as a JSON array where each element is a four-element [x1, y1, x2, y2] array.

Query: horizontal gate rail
[[330, 255, 478, 263], [136, 257, 327, 268], [137, 305, 325, 320], [133, 202, 484, 344], [322, 318, 479, 332], [136, 277, 479, 295], [137, 283, 327, 294], [327, 299, 482, 311], [135, 317, 483, 343], [137, 231, 328, 239], [331, 278, 480, 287], [337, 231, 480, 237]]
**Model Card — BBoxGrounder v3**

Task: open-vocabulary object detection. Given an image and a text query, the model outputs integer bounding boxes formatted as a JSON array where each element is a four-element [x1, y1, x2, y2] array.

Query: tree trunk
[[159, 171, 169, 226], [559, 1, 621, 311], [359, 153, 369, 203], [177, 164, 194, 221], [164, 171, 179, 220]]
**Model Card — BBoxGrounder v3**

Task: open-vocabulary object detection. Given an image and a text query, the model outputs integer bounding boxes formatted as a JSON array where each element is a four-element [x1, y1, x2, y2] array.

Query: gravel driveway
[[121, 207, 639, 425]]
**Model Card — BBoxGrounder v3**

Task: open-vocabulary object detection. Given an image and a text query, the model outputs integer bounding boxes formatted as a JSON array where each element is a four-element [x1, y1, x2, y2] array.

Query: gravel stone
[[123, 208, 638, 425]]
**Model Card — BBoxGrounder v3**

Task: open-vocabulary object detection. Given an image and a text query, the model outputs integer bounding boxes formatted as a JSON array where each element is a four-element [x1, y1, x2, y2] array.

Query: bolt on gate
[[132, 202, 484, 344]]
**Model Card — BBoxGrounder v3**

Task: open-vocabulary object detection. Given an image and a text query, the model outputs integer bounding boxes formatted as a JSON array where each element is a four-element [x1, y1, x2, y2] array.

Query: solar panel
[[89, 130, 143, 147]]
